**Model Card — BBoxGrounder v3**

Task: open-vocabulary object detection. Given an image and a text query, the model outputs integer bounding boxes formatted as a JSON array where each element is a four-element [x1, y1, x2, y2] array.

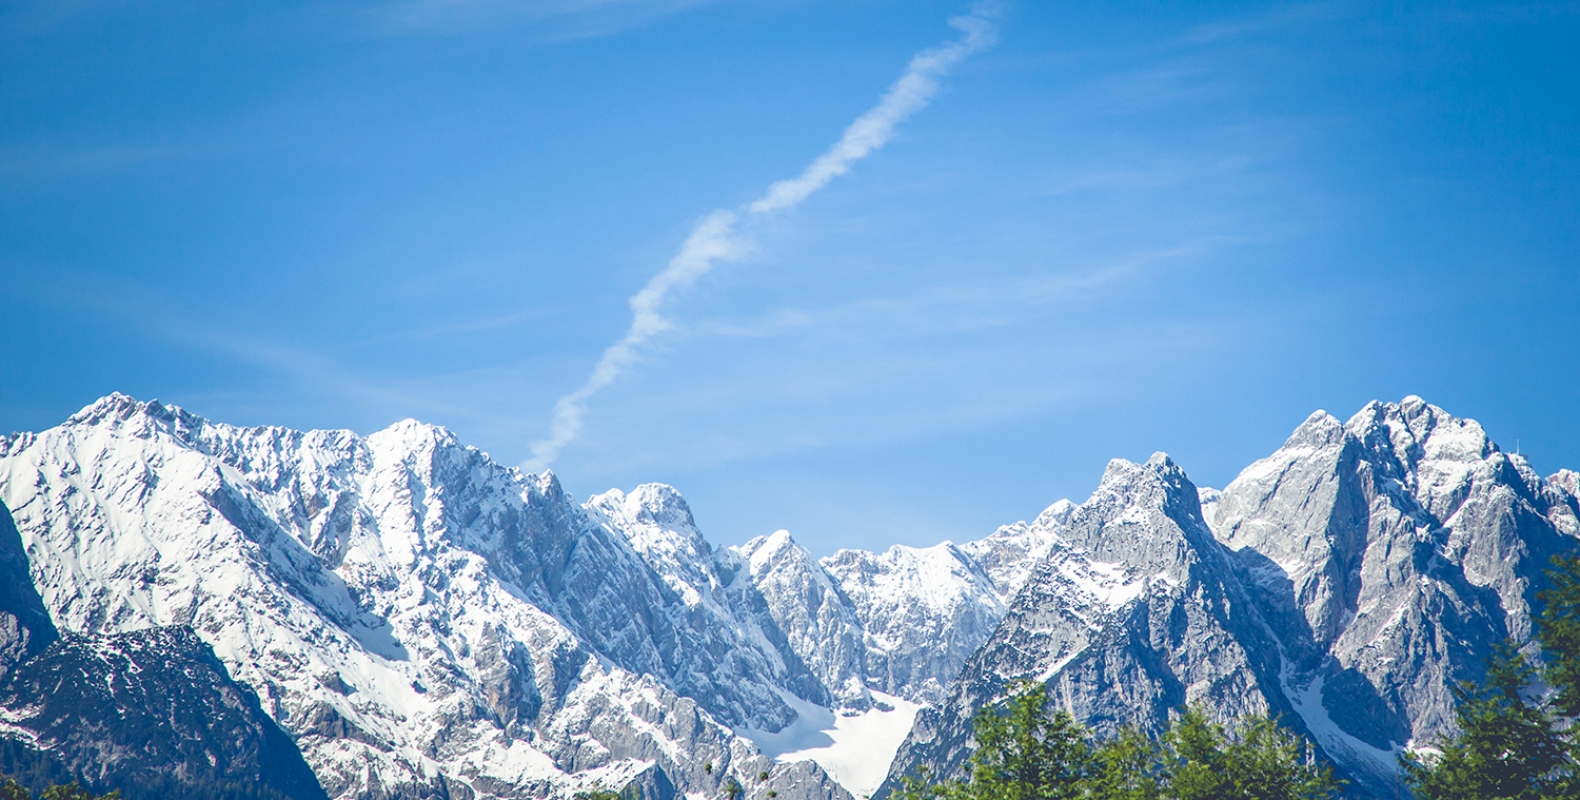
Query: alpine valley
[[0, 394, 1574, 800]]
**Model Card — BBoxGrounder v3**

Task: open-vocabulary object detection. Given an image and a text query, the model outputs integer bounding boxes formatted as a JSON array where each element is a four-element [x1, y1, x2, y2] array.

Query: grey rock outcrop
[[883, 454, 1288, 795], [729, 531, 871, 708], [881, 398, 1580, 799], [0, 499, 55, 678], [1212, 397, 1580, 791]]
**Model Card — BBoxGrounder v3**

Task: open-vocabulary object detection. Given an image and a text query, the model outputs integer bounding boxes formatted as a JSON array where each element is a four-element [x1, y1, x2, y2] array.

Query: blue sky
[[3, 0, 1577, 555]]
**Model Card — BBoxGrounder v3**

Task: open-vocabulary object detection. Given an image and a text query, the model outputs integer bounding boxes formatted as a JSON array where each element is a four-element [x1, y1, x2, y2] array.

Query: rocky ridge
[[880, 398, 1580, 799], [0, 395, 1050, 800], [883, 454, 1288, 795]]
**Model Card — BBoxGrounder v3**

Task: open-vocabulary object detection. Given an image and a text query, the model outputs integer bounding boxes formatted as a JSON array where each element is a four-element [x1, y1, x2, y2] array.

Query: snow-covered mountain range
[[0, 394, 1573, 800], [0, 395, 1047, 800]]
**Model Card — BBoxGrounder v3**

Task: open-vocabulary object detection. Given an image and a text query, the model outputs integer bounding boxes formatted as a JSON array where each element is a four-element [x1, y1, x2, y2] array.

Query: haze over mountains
[[0, 394, 1573, 800]]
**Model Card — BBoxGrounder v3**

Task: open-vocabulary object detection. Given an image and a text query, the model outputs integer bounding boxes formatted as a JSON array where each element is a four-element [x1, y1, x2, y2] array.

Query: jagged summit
[[1072, 453, 1217, 578], [1281, 409, 1345, 449], [883, 396, 1578, 799], [883, 444, 1283, 796], [1201, 395, 1580, 792], [1554, 469, 1580, 505], [64, 391, 144, 424]]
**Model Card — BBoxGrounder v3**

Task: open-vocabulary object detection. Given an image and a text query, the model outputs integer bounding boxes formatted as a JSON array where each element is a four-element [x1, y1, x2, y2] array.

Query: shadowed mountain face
[[0, 628, 329, 800], [881, 398, 1580, 799], [0, 501, 54, 678], [0, 499, 327, 800]]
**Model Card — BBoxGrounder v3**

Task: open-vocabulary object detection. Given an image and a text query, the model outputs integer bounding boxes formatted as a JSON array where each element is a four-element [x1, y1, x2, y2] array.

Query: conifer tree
[[0, 777, 118, 800], [894, 685, 1338, 800], [1402, 554, 1580, 799], [1402, 648, 1569, 800], [0, 778, 30, 800], [1156, 707, 1231, 800], [1213, 714, 1340, 800], [965, 683, 1092, 800], [38, 785, 118, 800], [1085, 727, 1160, 800], [1539, 554, 1580, 718]]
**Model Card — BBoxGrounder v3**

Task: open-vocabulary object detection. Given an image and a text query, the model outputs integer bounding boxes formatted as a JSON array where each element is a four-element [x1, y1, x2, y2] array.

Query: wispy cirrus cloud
[[522, 3, 1000, 472], [687, 238, 1227, 344], [1177, 2, 1346, 45], [384, 0, 718, 37]]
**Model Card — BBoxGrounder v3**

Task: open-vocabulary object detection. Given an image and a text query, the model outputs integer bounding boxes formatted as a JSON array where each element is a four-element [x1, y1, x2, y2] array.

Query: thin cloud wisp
[[523, 5, 999, 472]]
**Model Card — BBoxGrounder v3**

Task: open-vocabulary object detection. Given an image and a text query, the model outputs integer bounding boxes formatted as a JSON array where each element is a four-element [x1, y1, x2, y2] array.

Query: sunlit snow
[[746, 692, 923, 800], [1281, 663, 1399, 782]]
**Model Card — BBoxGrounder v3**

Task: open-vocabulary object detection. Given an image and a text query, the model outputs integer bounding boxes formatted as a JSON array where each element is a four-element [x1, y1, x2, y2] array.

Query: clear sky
[[3, 0, 1577, 556]]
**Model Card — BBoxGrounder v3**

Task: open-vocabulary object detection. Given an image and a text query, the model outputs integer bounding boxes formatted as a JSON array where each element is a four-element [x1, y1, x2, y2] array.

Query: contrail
[[523, 6, 999, 472]]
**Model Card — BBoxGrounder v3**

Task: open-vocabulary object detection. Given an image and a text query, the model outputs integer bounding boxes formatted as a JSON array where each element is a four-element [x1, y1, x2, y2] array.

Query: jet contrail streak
[[524, 6, 999, 472]]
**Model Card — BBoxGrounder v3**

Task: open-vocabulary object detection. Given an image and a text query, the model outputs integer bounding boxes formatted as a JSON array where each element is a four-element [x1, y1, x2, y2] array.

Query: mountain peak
[[368, 417, 459, 452], [1284, 410, 1344, 450], [1095, 452, 1192, 501], [587, 484, 700, 538], [65, 392, 141, 426], [66, 392, 203, 430], [627, 483, 698, 529], [1352, 397, 1496, 478], [586, 483, 713, 589], [741, 529, 801, 565], [1072, 452, 1210, 576], [60, 393, 224, 453], [1554, 469, 1579, 500], [1032, 499, 1076, 529]]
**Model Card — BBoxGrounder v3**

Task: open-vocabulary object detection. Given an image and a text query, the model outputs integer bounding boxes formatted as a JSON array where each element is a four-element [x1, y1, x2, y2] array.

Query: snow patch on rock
[[748, 691, 922, 800]]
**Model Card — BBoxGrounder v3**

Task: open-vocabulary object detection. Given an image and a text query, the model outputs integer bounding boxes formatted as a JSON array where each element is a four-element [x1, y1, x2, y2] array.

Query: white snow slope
[[0, 397, 822, 800], [0, 395, 1068, 800]]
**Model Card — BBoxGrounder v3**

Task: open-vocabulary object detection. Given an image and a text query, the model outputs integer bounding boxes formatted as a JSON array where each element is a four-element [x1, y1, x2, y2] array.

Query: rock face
[[0, 395, 850, 800], [1, 627, 328, 800], [883, 454, 1287, 795], [816, 506, 1074, 706], [881, 398, 1580, 799], [0, 395, 1049, 800], [1212, 399, 1580, 792], [0, 499, 324, 800], [0, 500, 55, 679]]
